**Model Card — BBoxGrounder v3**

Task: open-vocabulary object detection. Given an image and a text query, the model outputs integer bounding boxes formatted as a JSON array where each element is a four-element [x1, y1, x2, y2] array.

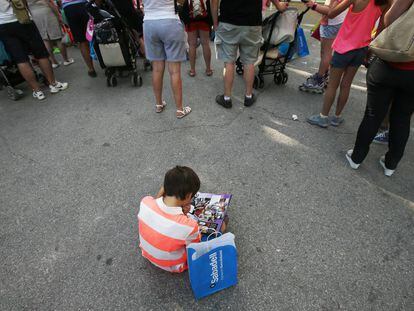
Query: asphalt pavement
[[1, 20, 413, 311]]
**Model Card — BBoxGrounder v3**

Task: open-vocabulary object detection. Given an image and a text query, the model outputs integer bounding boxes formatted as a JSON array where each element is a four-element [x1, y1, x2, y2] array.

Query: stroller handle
[[298, 7, 310, 25]]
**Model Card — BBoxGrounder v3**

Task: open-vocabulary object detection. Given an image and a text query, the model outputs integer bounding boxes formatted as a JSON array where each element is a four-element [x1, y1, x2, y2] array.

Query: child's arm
[[271, 0, 289, 12], [304, 0, 330, 15], [155, 186, 165, 199], [327, 0, 354, 19]]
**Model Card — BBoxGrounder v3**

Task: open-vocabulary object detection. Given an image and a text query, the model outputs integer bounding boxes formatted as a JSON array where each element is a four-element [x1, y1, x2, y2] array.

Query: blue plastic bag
[[89, 40, 98, 61], [296, 27, 310, 58], [0, 40, 11, 64], [187, 233, 238, 300]]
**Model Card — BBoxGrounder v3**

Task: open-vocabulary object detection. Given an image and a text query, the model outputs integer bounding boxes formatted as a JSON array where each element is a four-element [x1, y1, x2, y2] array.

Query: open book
[[189, 192, 232, 237]]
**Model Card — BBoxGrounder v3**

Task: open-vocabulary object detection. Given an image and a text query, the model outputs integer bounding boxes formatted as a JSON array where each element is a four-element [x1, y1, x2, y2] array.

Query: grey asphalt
[[1, 26, 413, 310]]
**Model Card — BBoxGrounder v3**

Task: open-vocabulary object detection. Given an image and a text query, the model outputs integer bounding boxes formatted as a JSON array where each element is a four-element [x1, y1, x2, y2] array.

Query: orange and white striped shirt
[[138, 196, 201, 273]]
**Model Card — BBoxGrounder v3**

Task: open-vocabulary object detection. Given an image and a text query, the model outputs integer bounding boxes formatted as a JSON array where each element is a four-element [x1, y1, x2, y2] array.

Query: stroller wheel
[[274, 74, 283, 85], [258, 76, 265, 89], [131, 73, 143, 87], [107, 75, 117, 87], [7, 86, 22, 101], [236, 65, 244, 76], [282, 72, 288, 85]]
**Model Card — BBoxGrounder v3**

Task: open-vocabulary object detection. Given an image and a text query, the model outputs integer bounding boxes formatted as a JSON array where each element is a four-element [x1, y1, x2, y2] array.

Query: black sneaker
[[88, 70, 97, 78], [244, 94, 256, 107], [216, 95, 232, 109]]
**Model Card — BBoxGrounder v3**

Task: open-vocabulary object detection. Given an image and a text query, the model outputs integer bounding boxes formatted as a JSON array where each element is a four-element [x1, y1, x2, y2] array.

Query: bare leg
[[187, 30, 198, 74], [321, 67, 344, 116], [199, 30, 212, 73], [56, 40, 70, 62], [243, 63, 255, 96], [167, 62, 184, 114], [334, 66, 359, 116], [78, 41, 95, 72], [43, 39, 59, 65], [318, 38, 334, 76], [16, 62, 42, 91], [224, 62, 235, 97], [37, 57, 56, 85], [151, 61, 165, 107]]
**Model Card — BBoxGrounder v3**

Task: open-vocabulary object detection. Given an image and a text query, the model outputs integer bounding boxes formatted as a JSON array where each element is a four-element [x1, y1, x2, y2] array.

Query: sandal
[[155, 101, 167, 113], [205, 69, 213, 76], [176, 106, 192, 119], [188, 70, 196, 77]]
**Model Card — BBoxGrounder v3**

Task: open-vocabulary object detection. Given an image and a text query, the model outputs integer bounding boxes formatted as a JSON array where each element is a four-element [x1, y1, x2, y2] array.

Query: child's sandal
[[155, 101, 167, 113], [176, 106, 192, 119]]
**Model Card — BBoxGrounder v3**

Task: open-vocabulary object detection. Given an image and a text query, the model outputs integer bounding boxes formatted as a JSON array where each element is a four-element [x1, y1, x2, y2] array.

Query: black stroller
[[236, 7, 309, 89], [86, 0, 146, 87]]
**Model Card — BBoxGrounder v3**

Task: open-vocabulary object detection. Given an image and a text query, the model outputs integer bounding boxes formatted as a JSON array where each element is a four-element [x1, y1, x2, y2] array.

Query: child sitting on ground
[[137, 166, 202, 273]]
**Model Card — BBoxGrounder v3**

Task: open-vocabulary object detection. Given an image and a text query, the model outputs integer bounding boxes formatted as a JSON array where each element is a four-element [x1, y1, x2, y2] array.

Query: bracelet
[[312, 3, 317, 10]]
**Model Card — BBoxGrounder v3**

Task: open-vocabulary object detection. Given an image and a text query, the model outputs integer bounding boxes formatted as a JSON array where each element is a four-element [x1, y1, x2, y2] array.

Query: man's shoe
[[373, 130, 389, 145], [216, 95, 232, 109], [244, 94, 256, 107], [49, 81, 68, 93], [33, 90, 46, 100], [379, 156, 395, 177], [345, 149, 360, 169], [330, 115, 344, 127], [307, 114, 329, 128]]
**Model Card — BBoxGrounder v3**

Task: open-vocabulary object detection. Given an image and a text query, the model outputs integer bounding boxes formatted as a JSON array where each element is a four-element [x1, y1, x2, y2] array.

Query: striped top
[[138, 196, 200, 273]]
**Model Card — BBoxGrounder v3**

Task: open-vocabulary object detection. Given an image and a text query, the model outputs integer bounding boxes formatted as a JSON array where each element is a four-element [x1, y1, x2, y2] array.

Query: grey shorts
[[320, 24, 341, 40], [331, 47, 368, 68], [143, 19, 187, 62], [214, 22, 263, 64]]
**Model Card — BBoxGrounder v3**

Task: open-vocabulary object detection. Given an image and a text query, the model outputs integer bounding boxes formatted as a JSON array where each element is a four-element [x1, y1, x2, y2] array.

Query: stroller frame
[[236, 8, 310, 89]]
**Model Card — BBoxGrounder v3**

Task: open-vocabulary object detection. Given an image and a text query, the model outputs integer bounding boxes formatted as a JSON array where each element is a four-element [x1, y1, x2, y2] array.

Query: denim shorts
[[143, 19, 187, 62], [215, 22, 263, 64], [331, 47, 368, 68], [320, 24, 341, 39]]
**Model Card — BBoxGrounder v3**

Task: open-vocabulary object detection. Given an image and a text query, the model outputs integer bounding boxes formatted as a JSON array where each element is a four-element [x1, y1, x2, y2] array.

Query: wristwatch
[[312, 3, 317, 10]]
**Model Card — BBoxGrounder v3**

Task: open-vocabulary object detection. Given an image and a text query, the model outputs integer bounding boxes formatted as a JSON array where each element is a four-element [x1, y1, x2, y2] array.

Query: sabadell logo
[[209, 252, 219, 288]]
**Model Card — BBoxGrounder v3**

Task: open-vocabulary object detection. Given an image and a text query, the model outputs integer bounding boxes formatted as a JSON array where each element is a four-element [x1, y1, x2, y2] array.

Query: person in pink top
[[307, 0, 389, 128]]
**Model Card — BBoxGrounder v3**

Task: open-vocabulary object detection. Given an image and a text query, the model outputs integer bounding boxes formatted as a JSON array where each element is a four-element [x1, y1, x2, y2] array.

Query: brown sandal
[[188, 70, 196, 77], [205, 69, 213, 76]]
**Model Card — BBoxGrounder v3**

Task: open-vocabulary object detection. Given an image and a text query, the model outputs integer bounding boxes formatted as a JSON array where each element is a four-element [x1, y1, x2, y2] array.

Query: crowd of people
[[0, 0, 413, 175]]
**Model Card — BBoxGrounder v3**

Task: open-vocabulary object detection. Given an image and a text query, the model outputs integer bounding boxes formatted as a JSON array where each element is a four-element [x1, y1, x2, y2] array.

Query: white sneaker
[[33, 90, 46, 100], [49, 81, 68, 93], [345, 149, 360, 169], [52, 62, 61, 69], [379, 156, 395, 177], [63, 59, 75, 66]]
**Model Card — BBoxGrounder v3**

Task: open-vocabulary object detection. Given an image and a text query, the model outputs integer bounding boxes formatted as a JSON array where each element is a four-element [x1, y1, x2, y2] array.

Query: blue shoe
[[307, 114, 329, 128], [373, 130, 389, 145], [330, 115, 344, 127]]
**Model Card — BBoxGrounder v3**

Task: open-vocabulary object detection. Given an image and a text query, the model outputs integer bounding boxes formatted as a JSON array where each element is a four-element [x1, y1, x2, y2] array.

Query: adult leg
[[37, 57, 56, 85], [43, 39, 59, 65], [17, 62, 42, 91], [321, 67, 344, 116], [78, 41, 95, 72], [224, 62, 235, 97], [167, 62, 184, 115], [385, 91, 414, 169], [152, 60, 166, 107], [56, 40, 70, 62], [318, 38, 334, 77], [351, 59, 394, 164], [199, 30, 212, 73], [187, 30, 198, 75], [243, 63, 255, 97], [334, 66, 359, 116]]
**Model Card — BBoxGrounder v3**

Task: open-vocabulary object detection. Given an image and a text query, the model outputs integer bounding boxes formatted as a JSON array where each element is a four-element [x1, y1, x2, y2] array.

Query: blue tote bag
[[187, 233, 238, 300]]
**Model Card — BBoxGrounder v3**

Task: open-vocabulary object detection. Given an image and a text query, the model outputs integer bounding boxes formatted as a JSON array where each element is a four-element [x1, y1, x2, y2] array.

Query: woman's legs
[[56, 40, 70, 62], [187, 30, 198, 74], [321, 67, 344, 116], [199, 29, 212, 73], [78, 41, 95, 73], [43, 39, 59, 65], [318, 38, 334, 77], [334, 66, 359, 116], [152, 60, 165, 106]]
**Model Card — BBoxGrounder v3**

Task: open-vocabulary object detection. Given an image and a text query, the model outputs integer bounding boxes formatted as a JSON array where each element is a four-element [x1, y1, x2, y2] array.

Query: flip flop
[[188, 70, 196, 77], [155, 100, 167, 113], [176, 106, 192, 119], [205, 69, 213, 76]]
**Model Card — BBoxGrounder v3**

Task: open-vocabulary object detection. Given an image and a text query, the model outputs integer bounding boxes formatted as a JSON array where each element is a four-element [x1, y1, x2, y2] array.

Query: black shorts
[[63, 2, 89, 43], [331, 47, 368, 68], [0, 21, 49, 64]]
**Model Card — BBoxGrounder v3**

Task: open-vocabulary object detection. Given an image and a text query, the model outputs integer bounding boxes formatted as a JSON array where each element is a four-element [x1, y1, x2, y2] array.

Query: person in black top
[[211, 0, 288, 108]]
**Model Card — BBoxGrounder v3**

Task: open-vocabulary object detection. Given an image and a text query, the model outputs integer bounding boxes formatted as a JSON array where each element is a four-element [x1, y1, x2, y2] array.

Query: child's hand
[[182, 204, 191, 215]]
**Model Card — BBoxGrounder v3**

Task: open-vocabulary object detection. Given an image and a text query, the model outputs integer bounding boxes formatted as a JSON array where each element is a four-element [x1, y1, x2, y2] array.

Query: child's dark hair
[[164, 166, 200, 200]]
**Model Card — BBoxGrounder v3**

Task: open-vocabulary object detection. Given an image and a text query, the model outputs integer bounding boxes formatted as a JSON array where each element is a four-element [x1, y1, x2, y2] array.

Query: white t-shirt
[[324, 0, 347, 26], [0, 0, 18, 24], [142, 0, 178, 21]]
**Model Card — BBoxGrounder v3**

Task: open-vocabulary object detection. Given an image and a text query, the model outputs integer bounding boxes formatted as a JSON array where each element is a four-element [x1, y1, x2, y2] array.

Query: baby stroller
[[86, 0, 145, 87], [0, 40, 46, 101], [236, 7, 310, 89]]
